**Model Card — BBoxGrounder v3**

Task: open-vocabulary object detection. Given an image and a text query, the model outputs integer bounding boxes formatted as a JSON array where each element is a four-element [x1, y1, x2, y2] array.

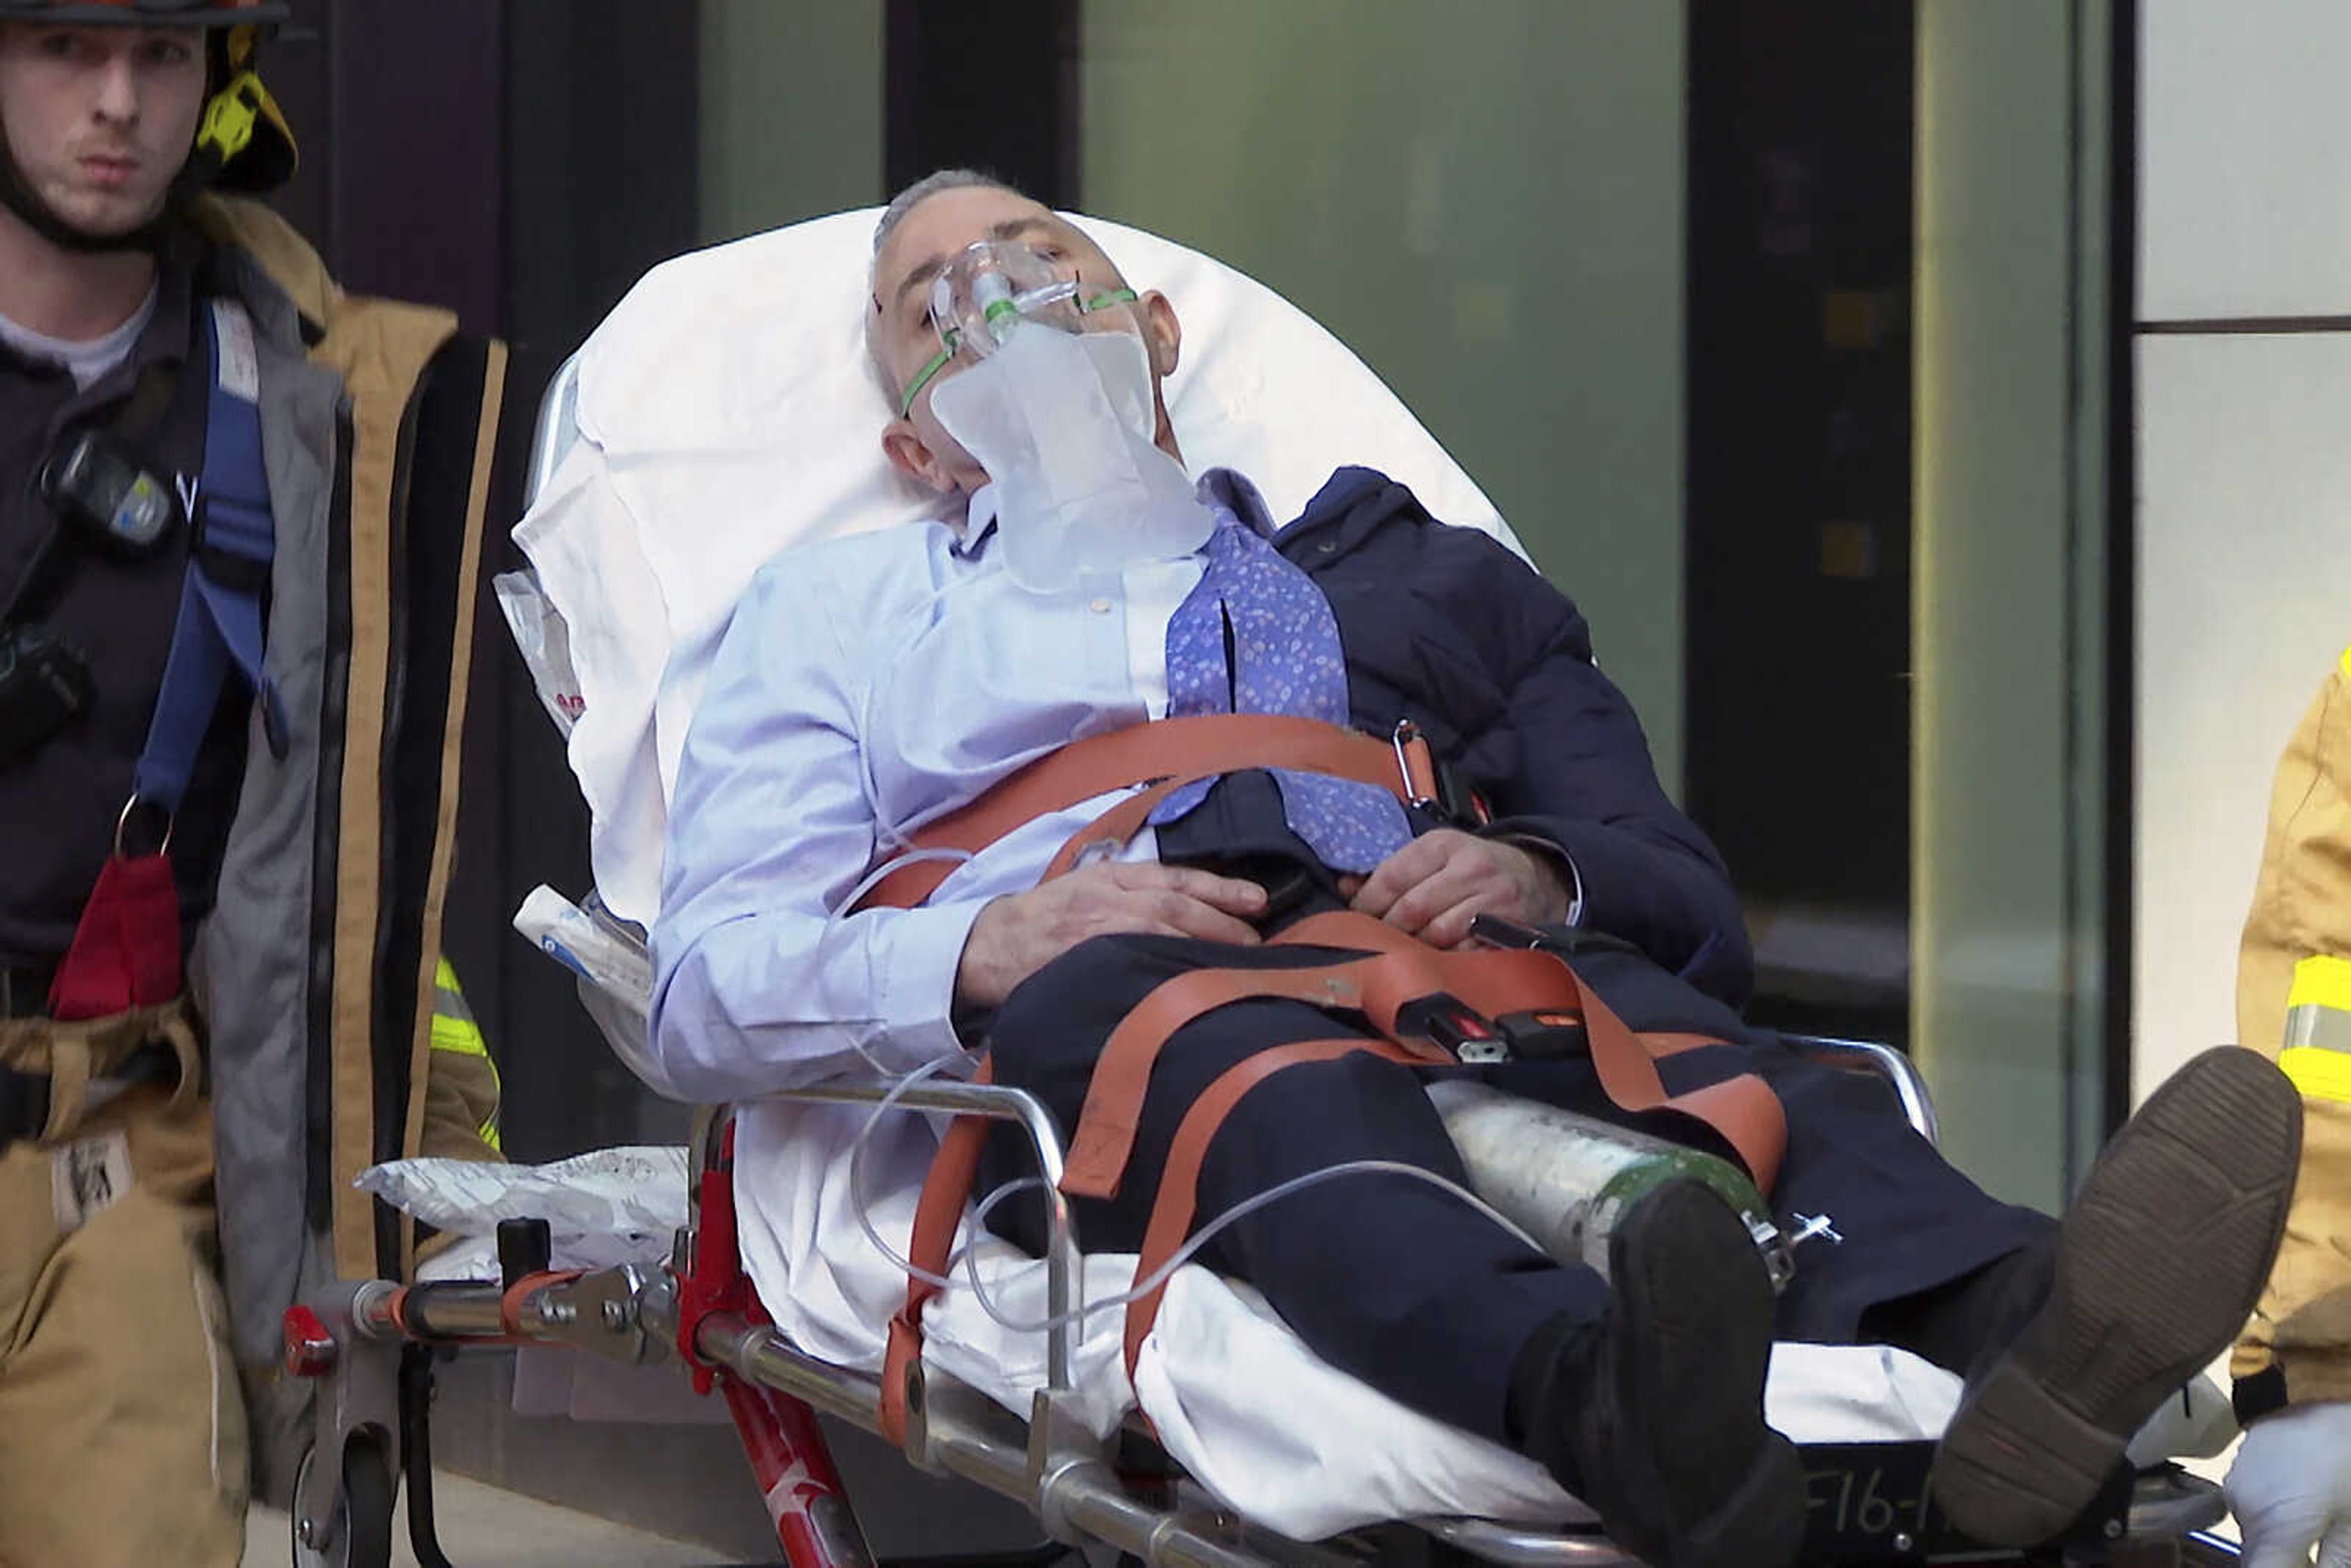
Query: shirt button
[[1089, 597, 1111, 614]]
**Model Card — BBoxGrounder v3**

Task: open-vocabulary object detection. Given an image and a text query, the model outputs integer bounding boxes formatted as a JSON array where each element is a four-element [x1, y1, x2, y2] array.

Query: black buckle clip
[[1469, 913, 1549, 951], [1393, 993, 1510, 1064], [1469, 913, 1640, 964], [1491, 1010, 1588, 1060], [1464, 917, 1591, 1059]]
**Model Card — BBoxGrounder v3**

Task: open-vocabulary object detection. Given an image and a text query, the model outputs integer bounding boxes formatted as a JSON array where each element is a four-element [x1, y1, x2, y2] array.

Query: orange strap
[[879, 1056, 996, 1449], [878, 930, 1788, 1433], [1113, 1019, 1784, 1381], [853, 713, 1443, 912], [1286, 917, 1783, 1186], [1061, 910, 1785, 1202], [1122, 1037, 1403, 1380]]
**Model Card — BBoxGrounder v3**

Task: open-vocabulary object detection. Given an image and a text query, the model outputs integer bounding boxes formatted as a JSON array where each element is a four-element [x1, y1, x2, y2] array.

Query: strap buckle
[[1392, 993, 1511, 1064], [1390, 719, 1487, 826], [1391, 719, 1438, 811], [1491, 1010, 1589, 1060], [1469, 912, 1641, 964]]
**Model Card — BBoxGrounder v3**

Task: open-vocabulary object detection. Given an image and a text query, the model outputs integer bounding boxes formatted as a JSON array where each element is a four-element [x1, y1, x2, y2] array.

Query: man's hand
[[1340, 829, 1570, 949], [954, 861, 1268, 1010], [2229, 1400, 2351, 1568]]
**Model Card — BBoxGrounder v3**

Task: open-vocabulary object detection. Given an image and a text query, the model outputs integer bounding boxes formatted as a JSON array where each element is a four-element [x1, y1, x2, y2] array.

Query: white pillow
[[516, 207, 1520, 923]]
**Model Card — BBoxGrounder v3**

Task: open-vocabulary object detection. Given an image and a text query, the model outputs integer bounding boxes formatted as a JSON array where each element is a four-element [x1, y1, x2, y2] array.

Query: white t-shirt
[[0, 282, 159, 391]]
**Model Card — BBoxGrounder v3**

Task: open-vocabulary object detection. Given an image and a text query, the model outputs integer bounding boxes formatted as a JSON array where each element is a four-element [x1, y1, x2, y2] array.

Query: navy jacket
[[1160, 465, 1753, 1008]]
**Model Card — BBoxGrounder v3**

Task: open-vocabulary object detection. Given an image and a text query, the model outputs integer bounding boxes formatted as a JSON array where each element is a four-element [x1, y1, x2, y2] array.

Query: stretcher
[[284, 1073, 2238, 1568], [279, 208, 2247, 1567]]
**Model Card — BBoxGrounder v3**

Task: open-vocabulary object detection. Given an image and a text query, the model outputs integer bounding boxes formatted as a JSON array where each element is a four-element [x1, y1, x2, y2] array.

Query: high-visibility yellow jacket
[[2235, 648, 2351, 1416], [423, 957, 500, 1158]]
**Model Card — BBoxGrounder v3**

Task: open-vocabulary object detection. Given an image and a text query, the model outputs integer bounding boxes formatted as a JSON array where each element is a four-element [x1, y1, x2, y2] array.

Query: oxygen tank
[[1431, 1079, 1796, 1292]]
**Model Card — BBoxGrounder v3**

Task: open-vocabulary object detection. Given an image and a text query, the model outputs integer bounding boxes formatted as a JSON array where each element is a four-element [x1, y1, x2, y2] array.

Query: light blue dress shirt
[[650, 478, 1295, 1102]]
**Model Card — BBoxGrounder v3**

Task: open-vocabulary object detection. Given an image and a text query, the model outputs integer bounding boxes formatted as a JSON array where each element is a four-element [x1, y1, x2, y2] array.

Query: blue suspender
[[128, 298, 288, 822]]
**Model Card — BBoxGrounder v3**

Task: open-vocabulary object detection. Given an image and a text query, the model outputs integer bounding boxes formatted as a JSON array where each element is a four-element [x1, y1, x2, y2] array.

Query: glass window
[[1081, 0, 1690, 784]]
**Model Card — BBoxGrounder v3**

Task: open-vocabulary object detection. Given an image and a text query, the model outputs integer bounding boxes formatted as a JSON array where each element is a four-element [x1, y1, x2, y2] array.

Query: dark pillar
[[1683, 0, 1918, 1043], [471, 0, 705, 1160], [884, 0, 1081, 205]]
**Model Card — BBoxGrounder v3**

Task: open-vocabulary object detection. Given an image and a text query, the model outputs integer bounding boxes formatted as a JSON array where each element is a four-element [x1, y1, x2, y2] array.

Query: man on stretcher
[[650, 170, 2300, 1568]]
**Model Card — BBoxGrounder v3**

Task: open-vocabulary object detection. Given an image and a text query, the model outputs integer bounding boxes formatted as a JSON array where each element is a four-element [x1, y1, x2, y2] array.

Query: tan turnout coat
[[2235, 648, 2351, 1412]]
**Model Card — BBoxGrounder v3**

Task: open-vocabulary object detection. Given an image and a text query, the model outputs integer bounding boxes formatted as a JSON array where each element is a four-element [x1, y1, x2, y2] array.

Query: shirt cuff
[[1493, 832, 1584, 928], [866, 897, 992, 1075]]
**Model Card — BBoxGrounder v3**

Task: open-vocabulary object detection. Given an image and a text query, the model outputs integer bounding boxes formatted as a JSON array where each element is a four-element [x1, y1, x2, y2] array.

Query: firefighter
[[0, 4, 502, 1560]]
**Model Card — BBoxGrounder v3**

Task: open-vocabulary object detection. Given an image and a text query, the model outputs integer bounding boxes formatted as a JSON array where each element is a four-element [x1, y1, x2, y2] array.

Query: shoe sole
[[1613, 1180, 1808, 1568], [1929, 1046, 2301, 1546]]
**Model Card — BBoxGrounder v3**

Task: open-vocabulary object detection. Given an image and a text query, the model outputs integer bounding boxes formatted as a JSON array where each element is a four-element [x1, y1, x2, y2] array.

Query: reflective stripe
[[429, 958, 487, 1061], [2285, 1003, 2351, 1055], [2287, 954, 2351, 1016], [2279, 955, 2351, 1099], [432, 956, 478, 1027], [428, 1011, 490, 1060], [428, 959, 500, 1150], [2281, 1045, 2351, 1105], [2339, 643, 2351, 684]]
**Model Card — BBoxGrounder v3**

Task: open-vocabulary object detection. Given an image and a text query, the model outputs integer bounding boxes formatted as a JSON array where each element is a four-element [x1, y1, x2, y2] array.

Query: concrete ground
[[243, 1472, 724, 1568], [234, 1348, 1052, 1567]]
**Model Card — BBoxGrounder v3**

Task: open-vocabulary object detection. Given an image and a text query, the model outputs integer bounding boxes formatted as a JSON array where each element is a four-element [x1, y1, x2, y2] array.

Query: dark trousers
[[978, 932, 2055, 1449]]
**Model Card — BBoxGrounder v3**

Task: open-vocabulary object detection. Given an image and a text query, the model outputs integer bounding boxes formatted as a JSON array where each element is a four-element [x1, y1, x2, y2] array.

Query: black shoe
[[1509, 1177, 1806, 1568], [1930, 1046, 2302, 1545]]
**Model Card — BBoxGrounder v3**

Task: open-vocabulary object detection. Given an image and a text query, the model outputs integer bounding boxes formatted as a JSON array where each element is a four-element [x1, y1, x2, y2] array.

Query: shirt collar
[[950, 465, 1272, 565], [0, 262, 191, 394]]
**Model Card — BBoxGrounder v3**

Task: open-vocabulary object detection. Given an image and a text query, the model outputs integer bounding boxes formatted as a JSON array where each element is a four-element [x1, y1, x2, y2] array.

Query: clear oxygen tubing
[[836, 847, 973, 920], [845, 1045, 989, 1292], [840, 1042, 1550, 1339], [955, 1156, 1550, 1339]]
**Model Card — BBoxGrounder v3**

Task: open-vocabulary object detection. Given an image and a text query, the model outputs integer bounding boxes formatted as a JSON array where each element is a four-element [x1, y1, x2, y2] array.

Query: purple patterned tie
[[1147, 507, 1411, 872]]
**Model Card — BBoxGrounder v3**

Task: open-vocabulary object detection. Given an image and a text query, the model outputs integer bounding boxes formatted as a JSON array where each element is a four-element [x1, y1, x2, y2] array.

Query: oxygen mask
[[901, 239, 1134, 415], [918, 240, 1214, 595]]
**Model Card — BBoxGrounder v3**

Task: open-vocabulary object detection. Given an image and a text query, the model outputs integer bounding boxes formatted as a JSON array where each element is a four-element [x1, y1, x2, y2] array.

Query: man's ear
[[1139, 291, 1182, 379], [881, 418, 959, 495]]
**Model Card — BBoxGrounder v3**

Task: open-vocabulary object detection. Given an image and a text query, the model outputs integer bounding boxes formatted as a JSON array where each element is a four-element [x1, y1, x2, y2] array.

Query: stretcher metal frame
[[278, 1036, 2242, 1568]]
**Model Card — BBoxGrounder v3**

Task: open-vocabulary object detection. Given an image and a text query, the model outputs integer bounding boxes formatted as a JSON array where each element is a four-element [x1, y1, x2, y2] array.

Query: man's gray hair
[[871, 167, 1021, 255], [865, 168, 1027, 408]]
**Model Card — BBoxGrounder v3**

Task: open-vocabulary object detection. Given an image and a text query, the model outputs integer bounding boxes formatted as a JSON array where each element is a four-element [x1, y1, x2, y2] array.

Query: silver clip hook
[[1391, 719, 1436, 810]]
